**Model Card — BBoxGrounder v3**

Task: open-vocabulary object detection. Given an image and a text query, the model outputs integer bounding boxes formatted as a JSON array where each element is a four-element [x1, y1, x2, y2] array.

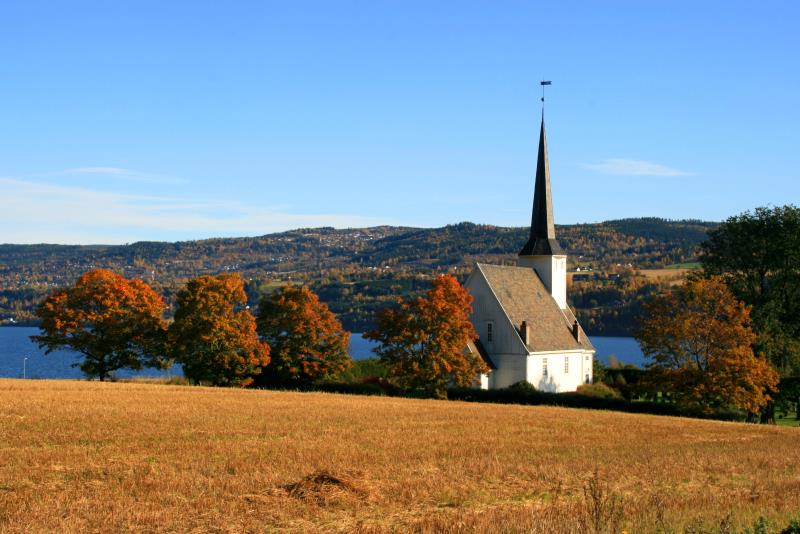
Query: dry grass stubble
[[1, 379, 799, 533]]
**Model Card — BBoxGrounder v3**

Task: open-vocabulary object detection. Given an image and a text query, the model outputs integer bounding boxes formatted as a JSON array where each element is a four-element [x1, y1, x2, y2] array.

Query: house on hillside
[[465, 115, 595, 392]]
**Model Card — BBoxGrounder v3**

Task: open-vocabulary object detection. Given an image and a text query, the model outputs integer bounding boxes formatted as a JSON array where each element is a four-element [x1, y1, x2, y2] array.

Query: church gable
[[476, 263, 594, 353], [466, 269, 528, 356]]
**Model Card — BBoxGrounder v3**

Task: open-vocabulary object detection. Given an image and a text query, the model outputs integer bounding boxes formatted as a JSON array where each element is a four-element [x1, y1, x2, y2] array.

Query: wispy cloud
[[49, 167, 190, 185], [65, 167, 128, 174], [0, 177, 382, 244], [580, 158, 695, 177]]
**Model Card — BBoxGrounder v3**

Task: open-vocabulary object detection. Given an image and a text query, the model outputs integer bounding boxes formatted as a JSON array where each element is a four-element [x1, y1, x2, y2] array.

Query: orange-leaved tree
[[32, 269, 168, 380], [636, 276, 779, 415], [365, 274, 487, 398], [168, 273, 269, 387], [255, 285, 351, 386]]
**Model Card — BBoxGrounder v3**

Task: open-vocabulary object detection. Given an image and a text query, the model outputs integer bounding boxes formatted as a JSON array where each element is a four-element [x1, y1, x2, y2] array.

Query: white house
[[465, 115, 595, 392]]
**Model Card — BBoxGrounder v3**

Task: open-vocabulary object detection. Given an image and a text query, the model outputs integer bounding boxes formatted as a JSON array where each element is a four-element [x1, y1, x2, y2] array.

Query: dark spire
[[519, 114, 564, 256]]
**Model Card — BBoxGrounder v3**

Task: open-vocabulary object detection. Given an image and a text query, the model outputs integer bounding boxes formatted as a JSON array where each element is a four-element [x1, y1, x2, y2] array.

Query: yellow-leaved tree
[[365, 274, 487, 398], [168, 273, 269, 387], [636, 277, 778, 415], [32, 269, 169, 380], [255, 285, 351, 386]]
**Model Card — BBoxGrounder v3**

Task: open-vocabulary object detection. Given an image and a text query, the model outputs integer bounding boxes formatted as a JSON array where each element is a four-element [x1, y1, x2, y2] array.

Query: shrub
[[780, 517, 800, 534], [360, 376, 400, 395], [446, 386, 744, 422], [577, 382, 622, 400], [331, 358, 389, 383], [507, 380, 537, 393]]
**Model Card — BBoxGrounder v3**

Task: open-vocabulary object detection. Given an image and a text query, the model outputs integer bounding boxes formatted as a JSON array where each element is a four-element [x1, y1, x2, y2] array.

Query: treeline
[[27, 205, 800, 424], [32, 269, 488, 401], [1, 218, 715, 332], [33, 270, 353, 387]]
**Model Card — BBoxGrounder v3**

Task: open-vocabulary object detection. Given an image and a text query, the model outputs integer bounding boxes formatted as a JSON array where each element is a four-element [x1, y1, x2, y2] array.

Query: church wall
[[518, 255, 567, 309], [488, 354, 528, 389], [580, 352, 593, 387], [466, 272, 528, 356], [526, 350, 594, 393], [479, 373, 490, 390]]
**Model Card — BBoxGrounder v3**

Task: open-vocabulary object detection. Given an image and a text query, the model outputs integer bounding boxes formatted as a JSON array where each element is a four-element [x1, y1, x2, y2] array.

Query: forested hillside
[[0, 218, 715, 333]]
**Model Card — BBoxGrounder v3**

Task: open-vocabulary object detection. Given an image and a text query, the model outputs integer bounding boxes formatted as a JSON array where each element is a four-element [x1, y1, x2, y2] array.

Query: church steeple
[[519, 114, 563, 256], [517, 107, 568, 309]]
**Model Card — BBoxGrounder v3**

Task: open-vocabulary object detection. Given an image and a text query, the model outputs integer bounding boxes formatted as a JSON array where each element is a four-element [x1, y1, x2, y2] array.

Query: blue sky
[[2, 1, 798, 244]]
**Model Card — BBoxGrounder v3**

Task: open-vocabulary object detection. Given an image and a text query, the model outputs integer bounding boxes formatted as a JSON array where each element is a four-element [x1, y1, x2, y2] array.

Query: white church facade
[[465, 116, 595, 392]]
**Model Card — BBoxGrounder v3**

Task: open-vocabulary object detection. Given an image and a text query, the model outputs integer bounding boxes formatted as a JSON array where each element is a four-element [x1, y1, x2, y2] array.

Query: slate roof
[[465, 338, 497, 369], [477, 262, 594, 353], [519, 116, 565, 256]]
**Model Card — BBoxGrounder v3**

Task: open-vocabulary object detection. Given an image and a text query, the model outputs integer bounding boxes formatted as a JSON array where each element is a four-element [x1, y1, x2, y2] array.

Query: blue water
[[0, 326, 645, 379], [589, 336, 646, 368], [0, 326, 182, 380]]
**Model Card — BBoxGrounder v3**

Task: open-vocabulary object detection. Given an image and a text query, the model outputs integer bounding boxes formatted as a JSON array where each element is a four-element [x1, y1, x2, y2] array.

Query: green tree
[[636, 277, 778, 416], [255, 285, 351, 386], [592, 357, 608, 384], [365, 274, 488, 398], [32, 269, 168, 380], [700, 205, 800, 377], [774, 377, 800, 421], [168, 273, 270, 387]]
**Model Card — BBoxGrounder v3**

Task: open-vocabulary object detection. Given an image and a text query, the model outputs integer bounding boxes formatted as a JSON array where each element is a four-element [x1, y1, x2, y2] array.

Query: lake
[[0, 326, 646, 379]]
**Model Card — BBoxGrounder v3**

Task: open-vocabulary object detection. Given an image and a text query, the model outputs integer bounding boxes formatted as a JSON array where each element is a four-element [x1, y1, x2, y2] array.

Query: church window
[[585, 374, 590, 384], [486, 322, 493, 342], [564, 356, 569, 374], [543, 358, 548, 377]]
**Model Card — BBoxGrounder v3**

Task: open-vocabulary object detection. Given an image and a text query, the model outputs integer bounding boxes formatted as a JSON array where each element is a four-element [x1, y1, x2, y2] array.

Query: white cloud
[[0, 177, 382, 244], [65, 167, 128, 174], [580, 158, 695, 177]]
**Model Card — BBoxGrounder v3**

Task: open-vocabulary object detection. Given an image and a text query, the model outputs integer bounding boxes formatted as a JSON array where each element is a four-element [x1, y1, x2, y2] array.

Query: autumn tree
[[32, 269, 168, 380], [700, 205, 800, 377], [168, 273, 269, 387], [365, 274, 488, 398], [636, 277, 778, 415], [255, 285, 351, 386]]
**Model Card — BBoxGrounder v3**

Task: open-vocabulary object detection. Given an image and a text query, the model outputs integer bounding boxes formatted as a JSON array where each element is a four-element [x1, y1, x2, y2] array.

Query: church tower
[[518, 115, 568, 309]]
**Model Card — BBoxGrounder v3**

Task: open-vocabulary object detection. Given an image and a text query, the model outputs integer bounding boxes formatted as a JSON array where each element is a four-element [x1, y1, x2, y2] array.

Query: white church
[[464, 115, 595, 392]]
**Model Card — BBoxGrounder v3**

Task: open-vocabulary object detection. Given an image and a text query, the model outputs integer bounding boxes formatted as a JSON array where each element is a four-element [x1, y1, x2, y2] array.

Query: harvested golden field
[[637, 268, 691, 282], [1, 380, 799, 533]]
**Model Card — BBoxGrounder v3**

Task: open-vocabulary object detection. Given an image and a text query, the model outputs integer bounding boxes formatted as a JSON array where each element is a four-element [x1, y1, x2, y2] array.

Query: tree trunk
[[98, 359, 107, 382], [759, 400, 776, 424]]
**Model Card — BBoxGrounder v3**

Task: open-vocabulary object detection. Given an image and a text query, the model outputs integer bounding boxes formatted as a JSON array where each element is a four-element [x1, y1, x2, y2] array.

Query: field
[[637, 268, 692, 281], [665, 262, 702, 270], [1, 380, 799, 533]]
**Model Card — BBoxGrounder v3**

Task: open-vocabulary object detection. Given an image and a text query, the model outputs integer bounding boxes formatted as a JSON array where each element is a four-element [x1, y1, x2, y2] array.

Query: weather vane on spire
[[540, 80, 552, 107]]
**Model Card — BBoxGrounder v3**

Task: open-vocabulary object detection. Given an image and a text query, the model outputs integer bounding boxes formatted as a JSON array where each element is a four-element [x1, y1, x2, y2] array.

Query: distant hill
[[0, 217, 717, 332]]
